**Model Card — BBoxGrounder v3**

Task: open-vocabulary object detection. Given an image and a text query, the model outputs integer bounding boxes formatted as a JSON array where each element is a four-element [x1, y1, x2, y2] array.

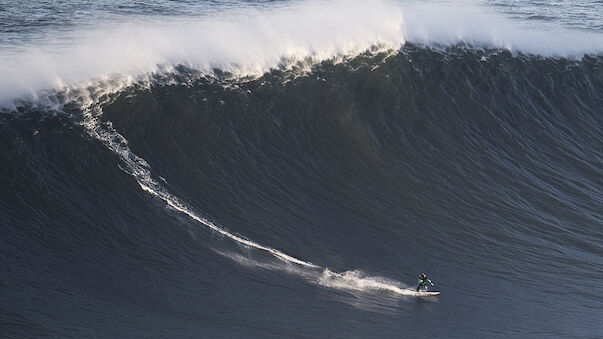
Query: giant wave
[[1, 1, 603, 337]]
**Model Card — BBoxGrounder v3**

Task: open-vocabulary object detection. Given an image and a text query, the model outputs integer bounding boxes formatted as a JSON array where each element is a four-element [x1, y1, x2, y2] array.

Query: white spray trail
[[80, 96, 427, 297], [81, 105, 318, 268], [2, 0, 603, 106], [216, 249, 428, 297], [137, 183, 319, 268]]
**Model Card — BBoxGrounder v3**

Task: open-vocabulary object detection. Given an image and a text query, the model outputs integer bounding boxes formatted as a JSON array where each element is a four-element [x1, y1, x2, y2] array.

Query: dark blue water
[[1, 1, 602, 337]]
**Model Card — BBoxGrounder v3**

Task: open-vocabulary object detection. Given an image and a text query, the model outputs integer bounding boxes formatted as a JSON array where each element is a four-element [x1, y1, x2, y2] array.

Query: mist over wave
[[0, 0, 405, 104], [2, 0, 603, 106], [402, 3, 603, 55]]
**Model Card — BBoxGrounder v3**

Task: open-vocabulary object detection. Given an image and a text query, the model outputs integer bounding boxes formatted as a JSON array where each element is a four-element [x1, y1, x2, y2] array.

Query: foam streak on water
[[82, 105, 318, 266], [81, 97, 426, 297]]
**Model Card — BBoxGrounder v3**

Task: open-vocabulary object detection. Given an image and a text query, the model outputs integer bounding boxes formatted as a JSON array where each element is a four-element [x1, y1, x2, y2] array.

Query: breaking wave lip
[[0, 0, 406, 105], [2, 0, 603, 108]]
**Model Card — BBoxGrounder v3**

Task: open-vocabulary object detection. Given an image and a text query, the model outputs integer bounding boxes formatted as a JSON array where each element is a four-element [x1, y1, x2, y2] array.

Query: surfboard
[[418, 291, 440, 296]]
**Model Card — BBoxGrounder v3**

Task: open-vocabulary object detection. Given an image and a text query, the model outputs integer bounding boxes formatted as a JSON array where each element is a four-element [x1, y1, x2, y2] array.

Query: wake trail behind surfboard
[[80, 100, 426, 299]]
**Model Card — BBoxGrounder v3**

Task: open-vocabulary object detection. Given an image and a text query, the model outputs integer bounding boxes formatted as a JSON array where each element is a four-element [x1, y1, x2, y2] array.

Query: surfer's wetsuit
[[416, 275, 433, 291]]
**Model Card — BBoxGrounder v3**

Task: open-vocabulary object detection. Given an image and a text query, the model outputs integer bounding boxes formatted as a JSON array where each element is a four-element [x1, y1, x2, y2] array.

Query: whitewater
[[1, 0, 602, 105]]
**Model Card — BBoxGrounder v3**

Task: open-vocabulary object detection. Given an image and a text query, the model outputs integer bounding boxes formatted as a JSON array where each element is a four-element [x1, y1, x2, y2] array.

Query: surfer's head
[[420, 273, 426, 279]]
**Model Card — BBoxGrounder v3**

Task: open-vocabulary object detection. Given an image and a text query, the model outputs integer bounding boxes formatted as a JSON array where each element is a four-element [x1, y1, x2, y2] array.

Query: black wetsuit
[[416, 276, 432, 291]]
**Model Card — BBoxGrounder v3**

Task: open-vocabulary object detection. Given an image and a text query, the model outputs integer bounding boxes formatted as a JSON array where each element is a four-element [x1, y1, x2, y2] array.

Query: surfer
[[416, 273, 435, 292]]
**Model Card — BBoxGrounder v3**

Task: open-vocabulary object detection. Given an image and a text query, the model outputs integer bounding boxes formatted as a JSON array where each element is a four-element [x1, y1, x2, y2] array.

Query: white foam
[[317, 269, 416, 295], [4, 0, 602, 106], [215, 249, 419, 296], [81, 103, 318, 268], [0, 0, 405, 104], [401, 3, 603, 56]]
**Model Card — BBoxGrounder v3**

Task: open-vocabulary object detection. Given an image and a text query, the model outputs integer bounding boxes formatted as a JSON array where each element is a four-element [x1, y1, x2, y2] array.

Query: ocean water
[[1, 0, 602, 337]]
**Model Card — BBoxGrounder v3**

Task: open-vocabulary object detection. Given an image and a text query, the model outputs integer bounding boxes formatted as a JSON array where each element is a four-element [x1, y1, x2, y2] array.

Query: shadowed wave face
[[1, 1, 603, 337], [2, 46, 602, 337]]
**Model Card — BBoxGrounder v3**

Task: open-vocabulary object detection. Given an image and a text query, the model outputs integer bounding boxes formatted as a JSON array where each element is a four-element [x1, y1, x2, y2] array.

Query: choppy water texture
[[1, 0, 602, 337]]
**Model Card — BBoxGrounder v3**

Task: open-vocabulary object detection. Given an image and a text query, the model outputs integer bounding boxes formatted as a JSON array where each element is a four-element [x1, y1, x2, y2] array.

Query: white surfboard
[[417, 291, 440, 296]]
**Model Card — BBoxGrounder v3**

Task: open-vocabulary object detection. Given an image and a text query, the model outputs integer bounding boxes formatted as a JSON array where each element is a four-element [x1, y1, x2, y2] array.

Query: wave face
[[2, 1, 603, 337], [2, 45, 602, 337]]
